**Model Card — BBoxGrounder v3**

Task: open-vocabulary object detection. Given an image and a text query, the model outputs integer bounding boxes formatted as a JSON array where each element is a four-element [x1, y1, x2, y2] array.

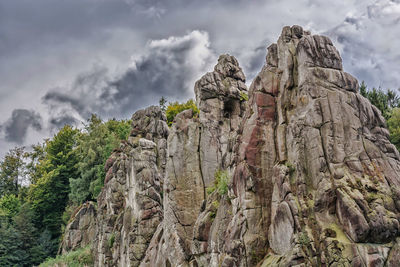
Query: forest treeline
[[0, 115, 130, 266], [0, 83, 400, 266]]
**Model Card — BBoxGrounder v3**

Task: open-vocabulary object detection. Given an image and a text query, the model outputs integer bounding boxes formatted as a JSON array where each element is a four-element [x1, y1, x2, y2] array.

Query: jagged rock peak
[[130, 105, 169, 141], [195, 54, 247, 104], [213, 54, 246, 82]]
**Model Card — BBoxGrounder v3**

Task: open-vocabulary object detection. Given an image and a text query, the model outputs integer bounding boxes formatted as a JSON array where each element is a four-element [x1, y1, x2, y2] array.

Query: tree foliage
[[360, 81, 400, 120], [388, 108, 400, 151], [0, 147, 25, 197], [69, 114, 131, 204], [27, 125, 78, 243], [0, 194, 21, 220], [0, 203, 49, 266], [360, 81, 400, 150], [165, 99, 199, 126], [0, 113, 130, 265]]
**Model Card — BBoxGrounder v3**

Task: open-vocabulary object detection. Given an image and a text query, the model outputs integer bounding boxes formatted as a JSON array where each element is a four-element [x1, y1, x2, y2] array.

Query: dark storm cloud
[[2, 0, 400, 158], [2, 109, 42, 144], [43, 30, 215, 121], [43, 91, 87, 117], [49, 115, 78, 129]]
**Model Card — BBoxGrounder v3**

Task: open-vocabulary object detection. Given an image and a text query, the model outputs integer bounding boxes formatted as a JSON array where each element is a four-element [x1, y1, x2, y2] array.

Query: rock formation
[[93, 106, 168, 266], [60, 201, 97, 254], [62, 25, 400, 266]]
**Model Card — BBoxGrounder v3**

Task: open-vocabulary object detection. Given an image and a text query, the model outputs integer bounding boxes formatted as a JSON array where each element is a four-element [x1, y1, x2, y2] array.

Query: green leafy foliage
[[0, 147, 25, 197], [69, 115, 131, 204], [388, 108, 400, 151], [360, 81, 400, 150], [0, 220, 25, 266], [0, 194, 21, 219], [0, 113, 130, 265], [359, 81, 400, 120], [240, 91, 249, 101], [39, 245, 94, 267], [165, 99, 199, 126], [0, 203, 50, 266], [27, 125, 79, 247], [298, 231, 311, 247], [108, 232, 116, 248], [24, 143, 46, 185], [207, 170, 230, 196]]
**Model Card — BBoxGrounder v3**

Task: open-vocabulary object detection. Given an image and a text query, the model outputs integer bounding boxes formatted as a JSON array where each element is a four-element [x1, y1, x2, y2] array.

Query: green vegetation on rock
[[39, 245, 93, 267], [207, 170, 230, 196], [240, 91, 249, 101], [165, 99, 199, 126]]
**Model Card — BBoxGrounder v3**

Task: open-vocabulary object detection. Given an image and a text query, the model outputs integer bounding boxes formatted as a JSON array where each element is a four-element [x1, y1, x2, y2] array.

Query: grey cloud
[[326, 0, 400, 89], [2, 109, 42, 144], [43, 30, 215, 121], [2, 0, 400, 158], [49, 115, 78, 129], [43, 91, 87, 117]]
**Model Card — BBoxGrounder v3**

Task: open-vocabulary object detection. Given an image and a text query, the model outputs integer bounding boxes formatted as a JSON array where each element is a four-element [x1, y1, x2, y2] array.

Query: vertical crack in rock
[[198, 127, 206, 201]]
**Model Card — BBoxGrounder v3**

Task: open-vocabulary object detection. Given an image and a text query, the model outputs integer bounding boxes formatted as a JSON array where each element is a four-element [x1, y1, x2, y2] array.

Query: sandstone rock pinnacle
[[61, 25, 400, 267]]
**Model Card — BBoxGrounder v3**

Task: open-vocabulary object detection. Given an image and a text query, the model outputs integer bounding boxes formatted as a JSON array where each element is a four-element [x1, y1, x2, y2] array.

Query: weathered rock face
[[85, 25, 400, 266], [60, 201, 96, 254], [93, 106, 168, 267], [140, 54, 248, 267]]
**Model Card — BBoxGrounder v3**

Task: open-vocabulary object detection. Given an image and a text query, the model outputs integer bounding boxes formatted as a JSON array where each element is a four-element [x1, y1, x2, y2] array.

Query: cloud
[[49, 115, 79, 130], [43, 30, 215, 123], [2, 109, 42, 144], [2, 0, 400, 159], [326, 0, 400, 89]]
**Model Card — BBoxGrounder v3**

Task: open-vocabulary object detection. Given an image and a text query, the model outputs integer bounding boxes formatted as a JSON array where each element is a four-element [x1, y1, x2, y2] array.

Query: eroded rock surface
[[85, 26, 400, 266], [93, 106, 168, 267], [60, 201, 97, 254]]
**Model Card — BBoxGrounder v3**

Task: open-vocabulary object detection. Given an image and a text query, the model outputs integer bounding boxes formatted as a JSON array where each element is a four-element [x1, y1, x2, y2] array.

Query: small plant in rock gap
[[207, 170, 230, 196], [240, 91, 249, 101]]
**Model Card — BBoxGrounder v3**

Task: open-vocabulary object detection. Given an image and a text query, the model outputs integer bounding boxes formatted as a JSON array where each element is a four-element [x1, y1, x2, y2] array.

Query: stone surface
[[66, 25, 400, 267], [93, 106, 168, 267], [60, 201, 97, 254]]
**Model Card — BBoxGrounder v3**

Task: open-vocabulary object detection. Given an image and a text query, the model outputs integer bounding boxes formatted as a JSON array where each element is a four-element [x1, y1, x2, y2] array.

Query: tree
[[0, 220, 25, 266], [388, 108, 400, 151], [360, 81, 400, 120], [13, 203, 51, 265], [24, 142, 46, 184], [159, 96, 167, 112], [69, 115, 130, 204], [0, 147, 25, 197], [28, 125, 78, 245], [0, 194, 21, 221]]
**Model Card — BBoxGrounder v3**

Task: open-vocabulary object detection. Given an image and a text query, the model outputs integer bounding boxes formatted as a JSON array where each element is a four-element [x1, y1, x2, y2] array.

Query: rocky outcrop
[[84, 25, 400, 266], [140, 54, 248, 266], [93, 106, 168, 266], [60, 201, 96, 254]]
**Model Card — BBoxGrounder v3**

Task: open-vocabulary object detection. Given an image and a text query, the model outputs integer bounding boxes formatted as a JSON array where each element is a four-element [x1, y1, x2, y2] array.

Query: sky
[[0, 0, 399, 158]]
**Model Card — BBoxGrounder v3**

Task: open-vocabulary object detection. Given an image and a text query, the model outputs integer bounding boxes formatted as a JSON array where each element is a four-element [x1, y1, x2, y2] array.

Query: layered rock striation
[[62, 25, 400, 266]]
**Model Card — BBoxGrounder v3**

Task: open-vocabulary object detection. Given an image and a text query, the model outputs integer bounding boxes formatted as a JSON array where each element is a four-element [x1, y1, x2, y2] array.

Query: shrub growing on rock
[[166, 99, 199, 126]]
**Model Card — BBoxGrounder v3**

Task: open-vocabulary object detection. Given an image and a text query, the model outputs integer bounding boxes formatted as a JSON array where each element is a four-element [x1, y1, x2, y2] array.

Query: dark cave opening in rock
[[223, 98, 235, 118]]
